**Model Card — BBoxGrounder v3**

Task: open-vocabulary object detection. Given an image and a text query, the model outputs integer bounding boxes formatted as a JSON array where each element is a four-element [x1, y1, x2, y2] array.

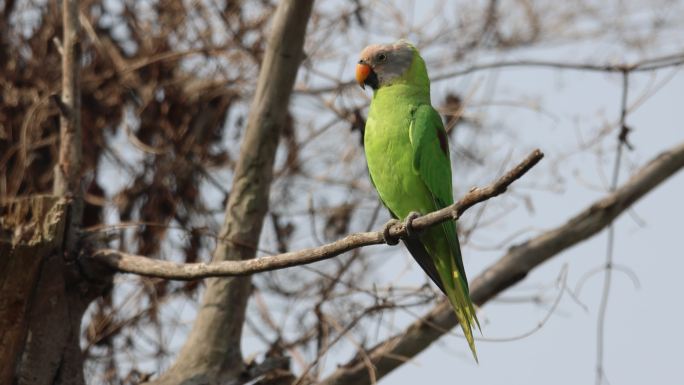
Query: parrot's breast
[[364, 87, 434, 219]]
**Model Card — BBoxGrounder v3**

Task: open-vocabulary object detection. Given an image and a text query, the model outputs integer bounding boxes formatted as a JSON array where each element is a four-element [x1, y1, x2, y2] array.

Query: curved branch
[[318, 141, 684, 385], [294, 51, 684, 95], [431, 52, 684, 81], [89, 149, 544, 280]]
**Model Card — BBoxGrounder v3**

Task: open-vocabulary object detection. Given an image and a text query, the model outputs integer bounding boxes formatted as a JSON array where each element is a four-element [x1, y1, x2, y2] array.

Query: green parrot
[[356, 40, 480, 360]]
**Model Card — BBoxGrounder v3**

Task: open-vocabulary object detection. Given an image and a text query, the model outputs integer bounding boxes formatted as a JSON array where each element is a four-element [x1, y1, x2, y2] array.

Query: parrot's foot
[[382, 219, 401, 245], [404, 211, 422, 238]]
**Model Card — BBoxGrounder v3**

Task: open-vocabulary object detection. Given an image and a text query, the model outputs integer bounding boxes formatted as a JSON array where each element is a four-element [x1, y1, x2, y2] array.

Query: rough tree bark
[[146, 0, 315, 384], [0, 197, 108, 385], [0, 1, 104, 384], [318, 140, 684, 385], [53, 0, 83, 253]]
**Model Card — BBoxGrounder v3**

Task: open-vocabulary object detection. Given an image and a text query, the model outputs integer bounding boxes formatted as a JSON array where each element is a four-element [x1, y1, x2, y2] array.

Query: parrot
[[355, 40, 480, 360]]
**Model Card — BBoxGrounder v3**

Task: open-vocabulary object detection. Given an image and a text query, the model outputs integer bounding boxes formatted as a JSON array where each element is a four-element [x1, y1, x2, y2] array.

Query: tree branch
[[318, 140, 684, 385], [53, 0, 81, 196], [90, 149, 544, 279], [431, 51, 684, 81], [144, 1, 315, 384], [53, 0, 83, 253], [294, 51, 684, 95]]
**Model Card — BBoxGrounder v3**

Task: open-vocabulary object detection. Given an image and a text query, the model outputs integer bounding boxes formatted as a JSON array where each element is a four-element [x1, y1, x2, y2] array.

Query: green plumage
[[363, 43, 480, 360]]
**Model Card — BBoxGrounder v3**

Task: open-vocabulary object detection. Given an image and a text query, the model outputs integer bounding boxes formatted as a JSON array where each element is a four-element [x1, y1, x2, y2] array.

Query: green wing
[[409, 104, 480, 360]]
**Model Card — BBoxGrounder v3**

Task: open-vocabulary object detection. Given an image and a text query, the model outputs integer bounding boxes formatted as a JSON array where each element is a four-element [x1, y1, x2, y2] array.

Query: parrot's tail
[[432, 250, 480, 362], [437, 222, 480, 362], [448, 268, 480, 362]]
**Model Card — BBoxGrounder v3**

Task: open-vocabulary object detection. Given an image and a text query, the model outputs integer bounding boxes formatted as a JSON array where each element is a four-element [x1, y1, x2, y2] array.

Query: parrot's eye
[[376, 53, 387, 62]]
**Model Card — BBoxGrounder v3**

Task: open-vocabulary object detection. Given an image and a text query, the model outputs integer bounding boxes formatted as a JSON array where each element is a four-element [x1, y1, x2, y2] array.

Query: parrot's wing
[[409, 104, 480, 358], [368, 170, 446, 293], [408, 104, 468, 282]]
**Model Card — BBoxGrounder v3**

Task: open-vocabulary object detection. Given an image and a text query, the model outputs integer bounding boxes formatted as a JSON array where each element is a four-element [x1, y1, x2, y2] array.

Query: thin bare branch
[[53, 0, 83, 253], [432, 52, 684, 80], [595, 69, 632, 385], [90, 149, 544, 280], [296, 51, 684, 95], [53, 0, 82, 196]]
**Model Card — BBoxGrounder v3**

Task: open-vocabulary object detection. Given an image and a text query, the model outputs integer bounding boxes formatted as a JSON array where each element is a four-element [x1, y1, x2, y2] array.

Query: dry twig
[[90, 149, 544, 280]]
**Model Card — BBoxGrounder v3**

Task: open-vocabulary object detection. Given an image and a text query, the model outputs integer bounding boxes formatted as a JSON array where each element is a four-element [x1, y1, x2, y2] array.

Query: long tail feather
[[431, 221, 480, 361]]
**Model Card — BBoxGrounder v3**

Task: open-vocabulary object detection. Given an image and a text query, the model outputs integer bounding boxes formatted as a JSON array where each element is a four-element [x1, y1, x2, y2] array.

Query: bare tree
[[1, 1, 683, 385]]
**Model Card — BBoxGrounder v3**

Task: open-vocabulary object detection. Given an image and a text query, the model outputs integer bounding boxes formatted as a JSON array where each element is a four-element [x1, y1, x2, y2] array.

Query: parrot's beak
[[356, 61, 378, 90]]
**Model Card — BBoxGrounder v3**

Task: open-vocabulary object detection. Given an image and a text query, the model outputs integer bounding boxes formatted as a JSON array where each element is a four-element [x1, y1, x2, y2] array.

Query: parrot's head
[[356, 40, 418, 90]]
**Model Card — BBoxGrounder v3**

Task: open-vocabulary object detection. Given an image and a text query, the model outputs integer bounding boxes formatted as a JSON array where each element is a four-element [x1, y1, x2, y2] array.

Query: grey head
[[356, 40, 415, 90]]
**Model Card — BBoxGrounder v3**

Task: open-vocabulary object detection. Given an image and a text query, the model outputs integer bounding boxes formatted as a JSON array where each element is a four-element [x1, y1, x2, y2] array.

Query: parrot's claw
[[382, 219, 401, 246], [404, 211, 422, 238]]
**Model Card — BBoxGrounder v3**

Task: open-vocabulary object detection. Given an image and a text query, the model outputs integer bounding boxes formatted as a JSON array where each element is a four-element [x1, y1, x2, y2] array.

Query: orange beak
[[356, 62, 371, 89]]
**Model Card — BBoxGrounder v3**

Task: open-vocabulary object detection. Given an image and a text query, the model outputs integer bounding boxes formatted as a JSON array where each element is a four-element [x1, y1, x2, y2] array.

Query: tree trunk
[[147, 0, 315, 384], [0, 197, 108, 385], [0, 0, 91, 382]]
